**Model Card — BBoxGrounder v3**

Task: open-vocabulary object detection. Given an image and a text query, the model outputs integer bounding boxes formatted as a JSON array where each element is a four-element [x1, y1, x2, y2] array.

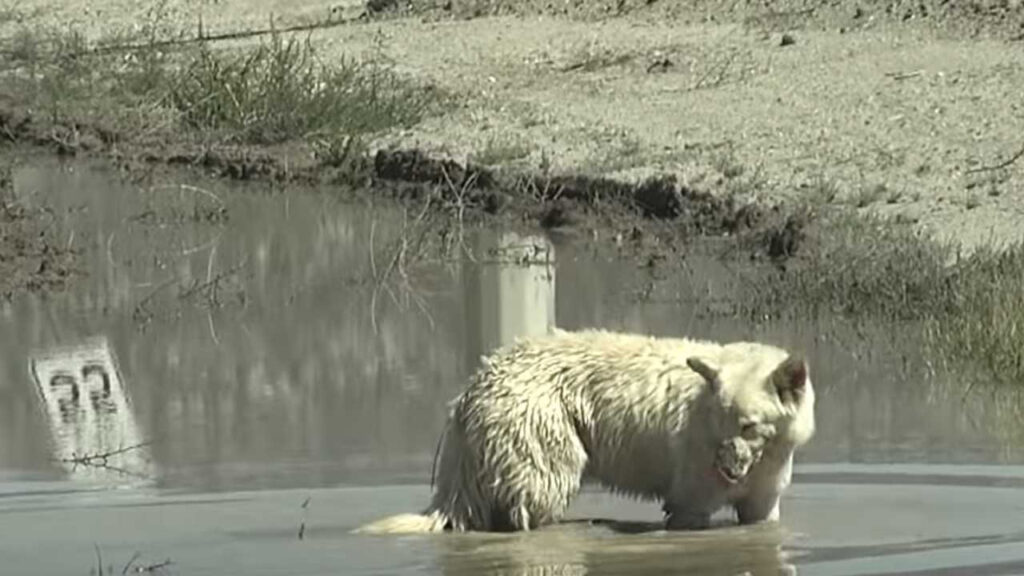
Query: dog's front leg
[[734, 491, 781, 524], [663, 505, 712, 530], [734, 451, 793, 525], [661, 470, 721, 531]]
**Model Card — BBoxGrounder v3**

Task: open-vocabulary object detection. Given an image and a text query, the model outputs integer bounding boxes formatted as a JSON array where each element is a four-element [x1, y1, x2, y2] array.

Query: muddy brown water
[[3, 158, 1024, 575]]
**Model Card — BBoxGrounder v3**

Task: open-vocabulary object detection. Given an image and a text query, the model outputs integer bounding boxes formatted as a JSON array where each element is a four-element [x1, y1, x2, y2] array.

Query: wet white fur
[[354, 328, 815, 534]]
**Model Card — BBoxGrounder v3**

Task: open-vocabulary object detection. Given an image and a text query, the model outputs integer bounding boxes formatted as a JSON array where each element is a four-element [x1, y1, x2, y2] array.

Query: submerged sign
[[28, 337, 152, 483]]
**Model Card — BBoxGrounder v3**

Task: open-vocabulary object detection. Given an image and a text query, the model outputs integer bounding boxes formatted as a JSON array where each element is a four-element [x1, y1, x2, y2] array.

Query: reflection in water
[[463, 231, 556, 373], [435, 522, 796, 576], [8, 161, 1024, 576], [27, 337, 152, 483], [0, 157, 1024, 495]]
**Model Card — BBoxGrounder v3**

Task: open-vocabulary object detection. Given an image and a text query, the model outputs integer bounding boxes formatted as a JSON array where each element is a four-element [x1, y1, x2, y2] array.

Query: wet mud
[[0, 163, 78, 298]]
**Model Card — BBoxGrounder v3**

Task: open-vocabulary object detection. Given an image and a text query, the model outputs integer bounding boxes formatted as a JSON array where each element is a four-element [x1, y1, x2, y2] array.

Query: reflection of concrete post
[[463, 231, 556, 375]]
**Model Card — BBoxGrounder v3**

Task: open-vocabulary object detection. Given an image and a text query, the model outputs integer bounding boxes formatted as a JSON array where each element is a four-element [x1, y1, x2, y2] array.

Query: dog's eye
[[740, 423, 759, 438]]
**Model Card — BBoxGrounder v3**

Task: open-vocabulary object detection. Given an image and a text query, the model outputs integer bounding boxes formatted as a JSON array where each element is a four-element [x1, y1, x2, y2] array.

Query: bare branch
[[59, 441, 152, 479], [966, 143, 1024, 175]]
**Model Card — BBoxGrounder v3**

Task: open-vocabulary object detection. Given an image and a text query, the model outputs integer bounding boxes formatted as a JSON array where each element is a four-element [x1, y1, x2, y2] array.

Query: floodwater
[[3, 158, 1024, 575]]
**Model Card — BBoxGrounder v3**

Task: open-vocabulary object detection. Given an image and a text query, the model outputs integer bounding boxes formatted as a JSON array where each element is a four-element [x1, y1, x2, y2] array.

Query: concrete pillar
[[463, 231, 556, 375]]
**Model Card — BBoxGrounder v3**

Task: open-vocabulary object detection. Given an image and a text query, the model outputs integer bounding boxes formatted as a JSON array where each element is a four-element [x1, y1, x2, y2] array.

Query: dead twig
[[369, 193, 437, 335], [439, 165, 478, 264], [368, 219, 378, 280], [162, 183, 225, 208], [122, 552, 142, 575], [0, 13, 355, 63], [178, 258, 247, 306], [60, 441, 152, 479], [132, 559, 173, 574], [407, 284, 437, 332], [365, 165, 487, 334], [132, 277, 178, 328], [692, 50, 738, 91], [206, 244, 217, 285], [116, 552, 172, 575], [207, 310, 220, 346], [966, 143, 1024, 175], [298, 496, 311, 541], [180, 232, 223, 256], [885, 70, 924, 81]]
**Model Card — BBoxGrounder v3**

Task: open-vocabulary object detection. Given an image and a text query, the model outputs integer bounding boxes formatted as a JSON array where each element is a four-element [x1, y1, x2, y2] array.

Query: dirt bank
[[0, 159, 78, 299], [1, 0, 1022, 300], [345, 3, 1024, 250], [7, 0, 1021, 248]]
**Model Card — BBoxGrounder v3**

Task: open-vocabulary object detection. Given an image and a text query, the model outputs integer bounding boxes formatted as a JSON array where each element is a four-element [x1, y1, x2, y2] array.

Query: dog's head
[[687, 344, 816, 484]]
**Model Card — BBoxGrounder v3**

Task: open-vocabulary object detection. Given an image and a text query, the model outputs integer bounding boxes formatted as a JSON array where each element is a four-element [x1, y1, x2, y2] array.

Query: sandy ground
[[4, 0, 1024, 248]]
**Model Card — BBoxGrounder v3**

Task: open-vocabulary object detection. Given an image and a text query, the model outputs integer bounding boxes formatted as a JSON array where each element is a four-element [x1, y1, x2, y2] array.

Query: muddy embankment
[[0, 0, 1022, 306], [0, 98, 804, 300], [0, 160, 78, 298]]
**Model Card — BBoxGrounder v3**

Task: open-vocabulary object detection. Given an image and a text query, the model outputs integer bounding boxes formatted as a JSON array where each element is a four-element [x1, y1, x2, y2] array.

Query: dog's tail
[[352, 422, 453, 535], [352, 510, 449, 534], [355, 401, 476, 535]]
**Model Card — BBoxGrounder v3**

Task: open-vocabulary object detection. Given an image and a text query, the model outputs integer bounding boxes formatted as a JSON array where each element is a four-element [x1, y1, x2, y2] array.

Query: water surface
[[2, 158, 1024, 575]]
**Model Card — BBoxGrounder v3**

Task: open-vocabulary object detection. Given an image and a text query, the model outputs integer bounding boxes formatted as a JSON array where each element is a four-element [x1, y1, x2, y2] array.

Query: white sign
[[28, 337, 152, 484]]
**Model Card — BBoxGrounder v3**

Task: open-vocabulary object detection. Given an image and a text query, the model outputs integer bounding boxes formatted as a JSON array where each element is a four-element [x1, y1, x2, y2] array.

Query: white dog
[[355, 328, 816, 533]]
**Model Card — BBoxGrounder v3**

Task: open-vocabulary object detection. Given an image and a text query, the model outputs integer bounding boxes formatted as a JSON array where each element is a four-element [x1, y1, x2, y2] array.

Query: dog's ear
[[686, 357, 721, 393], [772, 354, 808, 405]]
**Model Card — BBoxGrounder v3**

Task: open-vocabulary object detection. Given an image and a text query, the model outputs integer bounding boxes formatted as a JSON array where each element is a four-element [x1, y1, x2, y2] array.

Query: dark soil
[[0, 165, 79, 299], [0, 97, 810, 300]]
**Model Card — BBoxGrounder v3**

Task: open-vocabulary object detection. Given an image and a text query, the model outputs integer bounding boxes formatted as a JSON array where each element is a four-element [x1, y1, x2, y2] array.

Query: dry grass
[[0, 12, 444, 173], [737, 207, 1024, 388]]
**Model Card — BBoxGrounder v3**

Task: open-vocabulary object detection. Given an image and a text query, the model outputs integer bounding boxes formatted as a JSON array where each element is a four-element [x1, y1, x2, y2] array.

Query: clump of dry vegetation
[[0, 6, 443, 175], [737, 206, 1024, 388]]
